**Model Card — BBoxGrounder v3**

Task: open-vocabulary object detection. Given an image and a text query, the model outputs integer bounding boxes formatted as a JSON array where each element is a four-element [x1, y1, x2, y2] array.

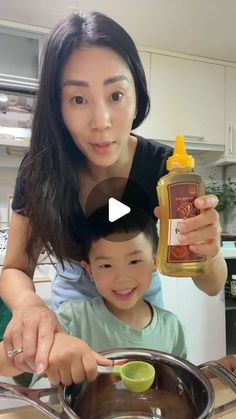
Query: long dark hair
[[22, 11, 150, 264]]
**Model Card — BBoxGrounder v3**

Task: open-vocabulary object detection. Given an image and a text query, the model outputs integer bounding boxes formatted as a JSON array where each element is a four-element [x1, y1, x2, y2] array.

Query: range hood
[[0, 73, 38, 95]]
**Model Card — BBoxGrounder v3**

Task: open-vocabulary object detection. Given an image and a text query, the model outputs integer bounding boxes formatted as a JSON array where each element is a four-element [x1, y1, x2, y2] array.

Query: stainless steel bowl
[[1, 348, 236, 418]]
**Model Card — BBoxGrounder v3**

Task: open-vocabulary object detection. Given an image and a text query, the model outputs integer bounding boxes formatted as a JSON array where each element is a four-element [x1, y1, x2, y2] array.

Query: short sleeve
[[174, 320, 188, 360]]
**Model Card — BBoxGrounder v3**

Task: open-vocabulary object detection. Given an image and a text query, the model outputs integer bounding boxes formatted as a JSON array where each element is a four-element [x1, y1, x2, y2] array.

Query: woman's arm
[[0, 212, 63, 374], [177, 195, 227, 295], [192, 251, 227, 295], [218, 355, 236, 374]]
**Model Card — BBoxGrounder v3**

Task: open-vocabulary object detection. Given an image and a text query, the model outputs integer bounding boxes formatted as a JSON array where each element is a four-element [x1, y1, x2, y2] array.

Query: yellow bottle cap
[[166, 135, 194, 170]]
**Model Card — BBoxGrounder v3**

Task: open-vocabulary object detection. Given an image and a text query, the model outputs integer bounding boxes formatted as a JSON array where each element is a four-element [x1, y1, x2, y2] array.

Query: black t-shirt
[[12, 135, 172, 245]]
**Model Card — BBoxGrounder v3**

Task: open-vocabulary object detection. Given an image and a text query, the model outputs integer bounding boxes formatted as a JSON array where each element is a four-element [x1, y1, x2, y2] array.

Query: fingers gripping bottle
[[156, 135, 209, 277]]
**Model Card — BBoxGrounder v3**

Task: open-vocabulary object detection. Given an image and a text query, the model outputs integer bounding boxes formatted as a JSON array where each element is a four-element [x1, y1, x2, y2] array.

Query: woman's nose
[[90, 103, 111, 131]]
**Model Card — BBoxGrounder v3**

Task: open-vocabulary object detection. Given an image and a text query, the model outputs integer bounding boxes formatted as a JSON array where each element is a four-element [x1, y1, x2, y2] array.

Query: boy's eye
[[111, 92, 123, 102], [129, 259, 142, 265], [99, 264, 112, 269], [73, 96, 85, 104]]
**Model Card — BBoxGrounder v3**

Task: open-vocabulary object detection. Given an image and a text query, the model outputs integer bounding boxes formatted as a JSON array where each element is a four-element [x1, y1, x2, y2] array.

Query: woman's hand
[[46, 333, 113, 386], [3, 295, 64, 373], [155, 194, 221, 258], [217, 355, 236, 375]]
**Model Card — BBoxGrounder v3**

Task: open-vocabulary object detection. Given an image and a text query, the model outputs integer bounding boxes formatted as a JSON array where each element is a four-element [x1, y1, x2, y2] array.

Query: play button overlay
[[84, 177, 154, 242], [108, 198, 130, 222]]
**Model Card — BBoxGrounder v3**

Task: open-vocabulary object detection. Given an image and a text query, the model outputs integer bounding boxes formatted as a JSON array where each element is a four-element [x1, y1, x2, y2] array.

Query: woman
[[0, 11, 227, 375]]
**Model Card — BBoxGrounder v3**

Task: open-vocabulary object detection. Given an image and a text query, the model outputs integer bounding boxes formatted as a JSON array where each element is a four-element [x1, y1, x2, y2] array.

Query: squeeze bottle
[[156, 135, 210, 277]]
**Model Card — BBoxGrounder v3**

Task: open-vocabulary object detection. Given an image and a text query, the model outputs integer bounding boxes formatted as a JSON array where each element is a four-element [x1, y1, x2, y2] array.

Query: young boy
[[0, 206, 186, 384], [0, 206, 234, 384]]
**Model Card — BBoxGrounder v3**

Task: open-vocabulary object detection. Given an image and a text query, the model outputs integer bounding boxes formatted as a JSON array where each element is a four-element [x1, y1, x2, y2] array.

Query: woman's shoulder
[[131, 135, 173, 181], [136, 135, 173, 159]]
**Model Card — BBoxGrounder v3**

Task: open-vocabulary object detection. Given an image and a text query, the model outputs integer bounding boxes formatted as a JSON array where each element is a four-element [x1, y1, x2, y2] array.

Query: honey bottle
[[156, 135, 210, 277]]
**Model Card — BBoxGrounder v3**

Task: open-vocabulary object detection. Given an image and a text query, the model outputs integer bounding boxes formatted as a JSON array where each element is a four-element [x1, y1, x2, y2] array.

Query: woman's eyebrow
[[62, 74, 130, 88], [103, 74, 130, 85]]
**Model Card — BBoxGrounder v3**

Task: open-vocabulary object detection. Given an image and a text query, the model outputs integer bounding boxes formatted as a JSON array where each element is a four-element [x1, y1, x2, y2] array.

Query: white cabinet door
[[176, 279, 226, 365], [225, 67, 236, 158], [150, 54, 225, 146], [133, 51, 151, 138], [34, 263, 56, 308], [162, 274, 226, 365], [0, 25, 46, 85], [161, 274, 178, 315]]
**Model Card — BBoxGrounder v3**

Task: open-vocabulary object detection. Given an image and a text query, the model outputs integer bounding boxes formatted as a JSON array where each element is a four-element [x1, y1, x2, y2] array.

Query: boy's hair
[[82, 205, 158, 262]]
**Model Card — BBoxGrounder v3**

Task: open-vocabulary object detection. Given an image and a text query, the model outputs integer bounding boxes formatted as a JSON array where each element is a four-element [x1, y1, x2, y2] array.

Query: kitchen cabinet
[[216, 66, 236, 165], [225, 67, 236, 158], [34, 263, 56, 307], [149, 54, 225, 146], [0, 24, 46, 92], [161, 275, 226, 365]]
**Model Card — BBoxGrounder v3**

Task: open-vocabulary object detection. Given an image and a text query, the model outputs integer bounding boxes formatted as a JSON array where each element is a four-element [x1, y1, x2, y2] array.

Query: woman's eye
[[129, 259, 142, 265], [111, 92, 123, 102], [73, 96, 85, 104], [100, 264, 112, 269]]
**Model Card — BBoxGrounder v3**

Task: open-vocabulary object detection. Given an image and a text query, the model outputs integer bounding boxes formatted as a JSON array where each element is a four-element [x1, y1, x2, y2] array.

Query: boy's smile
[[112, 287, 137, 300]]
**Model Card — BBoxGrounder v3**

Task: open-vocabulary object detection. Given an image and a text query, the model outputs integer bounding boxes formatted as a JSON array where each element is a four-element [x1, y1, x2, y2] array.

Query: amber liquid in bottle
[[156, 136, 210, 277]]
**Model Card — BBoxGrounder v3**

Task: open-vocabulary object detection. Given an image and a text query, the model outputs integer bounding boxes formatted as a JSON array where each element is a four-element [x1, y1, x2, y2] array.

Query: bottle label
[[231, 281, 236, 297], [167, 181, 206, 263]]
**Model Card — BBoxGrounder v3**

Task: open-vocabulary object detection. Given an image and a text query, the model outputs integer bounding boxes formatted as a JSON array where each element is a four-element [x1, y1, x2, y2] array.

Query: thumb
[[93, 352, 113, 366], [154, 206, 160, 219]]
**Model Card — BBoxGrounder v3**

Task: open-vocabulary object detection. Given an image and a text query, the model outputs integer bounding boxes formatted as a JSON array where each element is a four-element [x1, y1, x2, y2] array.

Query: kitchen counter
[[0, 376, 235, 418]]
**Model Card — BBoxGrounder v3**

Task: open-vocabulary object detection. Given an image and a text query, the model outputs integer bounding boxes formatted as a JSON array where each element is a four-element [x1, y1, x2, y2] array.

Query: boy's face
[[81, 232, 156, 313]]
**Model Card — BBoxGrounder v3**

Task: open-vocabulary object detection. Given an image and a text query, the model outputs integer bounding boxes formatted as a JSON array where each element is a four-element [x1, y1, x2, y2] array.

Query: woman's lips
[[90, 141, 115, 155]]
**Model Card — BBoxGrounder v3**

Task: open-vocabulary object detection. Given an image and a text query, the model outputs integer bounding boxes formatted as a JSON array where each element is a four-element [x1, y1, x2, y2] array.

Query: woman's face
[[61, 46, 137, 167]]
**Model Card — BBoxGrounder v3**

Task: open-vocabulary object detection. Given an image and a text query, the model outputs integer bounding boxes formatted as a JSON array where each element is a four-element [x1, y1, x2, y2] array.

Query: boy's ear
[[152, 256, 157, 272], [81, 260, 93, 280]]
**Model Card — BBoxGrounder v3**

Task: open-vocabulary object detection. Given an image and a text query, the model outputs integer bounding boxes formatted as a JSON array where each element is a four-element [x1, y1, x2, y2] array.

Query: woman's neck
[[84, 135, 137, 182], [78, 135, 137, 212]]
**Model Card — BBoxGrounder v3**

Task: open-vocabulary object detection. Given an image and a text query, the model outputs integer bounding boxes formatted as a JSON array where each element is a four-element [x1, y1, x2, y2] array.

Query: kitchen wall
[[0, 166, 18, 228]]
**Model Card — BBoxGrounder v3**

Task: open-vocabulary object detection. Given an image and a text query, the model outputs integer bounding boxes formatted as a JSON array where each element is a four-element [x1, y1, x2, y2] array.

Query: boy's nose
[[113, 272, 131, 284], [90, 103, 111, 131]]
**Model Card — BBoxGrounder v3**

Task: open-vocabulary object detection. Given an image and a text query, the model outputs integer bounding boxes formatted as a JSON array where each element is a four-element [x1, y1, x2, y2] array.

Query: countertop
[[0, 376, 235, 418]]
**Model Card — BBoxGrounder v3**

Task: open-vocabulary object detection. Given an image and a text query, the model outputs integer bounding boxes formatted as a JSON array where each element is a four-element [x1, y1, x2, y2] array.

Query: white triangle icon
[[108, 198, 131, 222]]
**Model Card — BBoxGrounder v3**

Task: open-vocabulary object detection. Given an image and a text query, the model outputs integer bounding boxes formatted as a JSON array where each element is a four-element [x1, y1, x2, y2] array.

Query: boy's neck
[[103, 298, 153, 329]]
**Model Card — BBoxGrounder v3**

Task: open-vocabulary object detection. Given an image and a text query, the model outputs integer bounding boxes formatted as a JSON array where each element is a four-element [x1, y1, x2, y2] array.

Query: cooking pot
[[0, 349, 236, 418]]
